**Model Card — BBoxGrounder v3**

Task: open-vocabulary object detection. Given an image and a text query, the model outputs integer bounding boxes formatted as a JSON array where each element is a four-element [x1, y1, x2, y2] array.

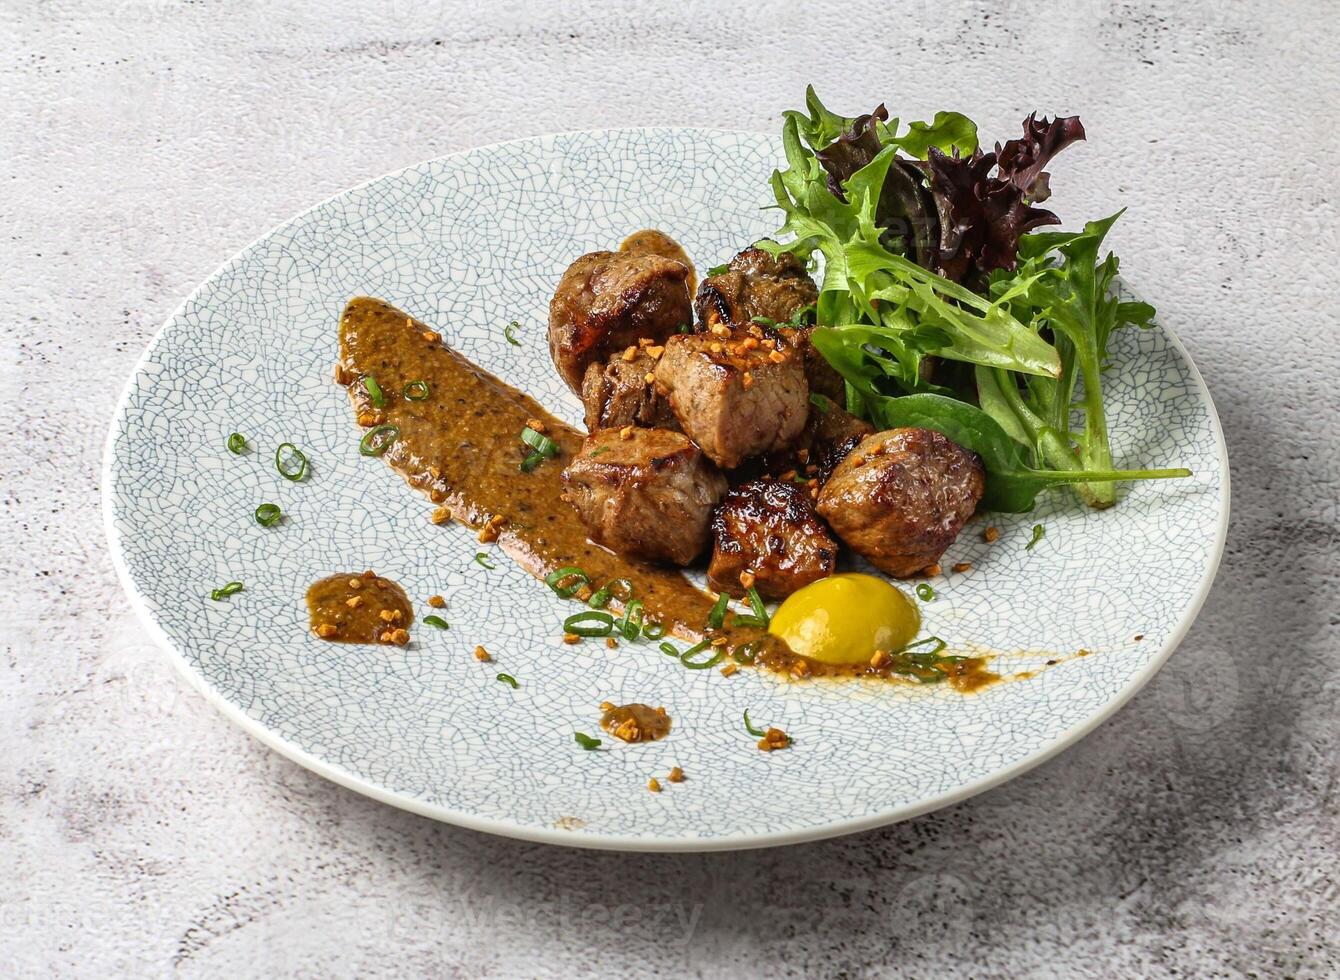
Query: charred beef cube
[[779, 324, 845, 402], [561, 428, 727, 566], [549, 249, 692, 391], [817, 428, 985, 578], [580, 345, 678, 433], [695, 245, 817, 330], [653, 331, 808, 470], [619, 229, 698, 296], [754, 394, 873, 485], [803, 395, 875, 481], [707, 480, 838, 600]]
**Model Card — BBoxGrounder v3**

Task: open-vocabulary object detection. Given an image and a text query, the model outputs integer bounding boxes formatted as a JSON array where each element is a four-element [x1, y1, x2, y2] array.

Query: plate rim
[[101, 128, 1232, 852]]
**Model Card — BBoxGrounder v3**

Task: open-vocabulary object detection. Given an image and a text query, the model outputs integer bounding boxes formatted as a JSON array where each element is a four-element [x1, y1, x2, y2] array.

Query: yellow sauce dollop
[[768, 573, 920, 665]]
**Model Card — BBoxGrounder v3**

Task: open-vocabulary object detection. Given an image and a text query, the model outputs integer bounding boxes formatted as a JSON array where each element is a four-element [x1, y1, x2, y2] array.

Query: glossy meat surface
[[549, 249, 691, 391], [817, 427, 984, 577], [708, 480, 838, 599], [562, 427, 727, 566], [654, 330, 808, 469]]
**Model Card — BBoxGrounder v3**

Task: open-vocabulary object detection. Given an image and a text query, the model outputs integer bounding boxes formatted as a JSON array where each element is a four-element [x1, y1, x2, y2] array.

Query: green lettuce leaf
[[764, 115, 1061, 384], [981, 212, 1188, 507]]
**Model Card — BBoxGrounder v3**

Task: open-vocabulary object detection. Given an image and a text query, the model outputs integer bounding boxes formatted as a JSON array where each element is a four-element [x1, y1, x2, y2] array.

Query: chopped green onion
[[707, 263, 729, 276], [504, 320, 522, 346], [743, 709, 766, 737], [574, 732, 601, 750], [707, 593, 730, 630], [473, 552, 495, 570], [751, 316, 777, 327], [732, 640, 761, 665], [403, 380, 430, 400], [808, 394, 830, 415], [731, 613, 766, 629], [1026, 524, 1046, 551], [880, 635, 954, 683], [495, 673, 518, 689], [226, 432, 248, 454], [787, 303, 816, 328], [520, 427, 559, 458], [658, 640, 683, 658], [588, 446, 610, 457], [745, 586, 769, 628], [680, 640, 723, 670], [587, 578, 632, 610], [209, 581, 243, 601], [519, 450, 544, 472], [358, 425, 398, 458], [545, 566, 590, 598], [254, 503, 281, 527], [677, 322, 694, 333], [900, 636, 948, 660], [422, 615, 449, 629], [642, 621, 666, 640], [275, 442, 308, 480], [617, 600, 644, 640], [563, 610, 614, 637], [362, 376, 385, 407], [916, 583, 935, 602]]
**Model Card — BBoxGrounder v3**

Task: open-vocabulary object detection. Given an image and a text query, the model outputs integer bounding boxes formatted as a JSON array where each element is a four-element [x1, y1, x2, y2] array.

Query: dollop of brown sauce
[[599, 702, 672, 743], [337, 296, 1009, 691], [619, 229, 697, 296], [306, 571, 412, 645]]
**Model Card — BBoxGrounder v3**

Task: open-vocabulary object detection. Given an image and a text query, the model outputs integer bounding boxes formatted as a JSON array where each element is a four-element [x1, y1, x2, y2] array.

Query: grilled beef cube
[[803, 395, 875, 481], [561, 428, 726, 566], [817, 428, 984, 578], [580, 346, 678, 433], [779, 324, 845, 402], [619, 229, 698, 296], [695, 245, 818, 330], [707, 480, 838, 600], [549, 249, 692, 391], [755, 395, 873, 485], [654, 331, 808, 470]]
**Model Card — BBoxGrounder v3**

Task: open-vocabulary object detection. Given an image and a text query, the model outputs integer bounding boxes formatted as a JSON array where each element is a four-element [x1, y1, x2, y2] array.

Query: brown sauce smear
[[600, 702, 672, 743], [339, 297, 724, 641], [747, 631, 998, 688], [337, 297, 1003, 689], [307, 570, 412, 644]]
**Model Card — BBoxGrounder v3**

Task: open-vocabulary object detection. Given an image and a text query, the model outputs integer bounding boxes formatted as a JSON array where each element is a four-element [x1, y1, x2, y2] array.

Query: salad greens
[[763, 87, 1189, 512], [983, 211, 1164, 507]]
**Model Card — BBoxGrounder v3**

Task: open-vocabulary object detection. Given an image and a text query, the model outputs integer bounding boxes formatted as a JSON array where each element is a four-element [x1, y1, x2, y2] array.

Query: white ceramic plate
[[104, 130, 1229, 851]]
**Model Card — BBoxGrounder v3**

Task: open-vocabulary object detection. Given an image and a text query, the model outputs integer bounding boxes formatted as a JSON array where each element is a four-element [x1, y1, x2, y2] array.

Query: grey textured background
[[3, 0, 1337, 976]]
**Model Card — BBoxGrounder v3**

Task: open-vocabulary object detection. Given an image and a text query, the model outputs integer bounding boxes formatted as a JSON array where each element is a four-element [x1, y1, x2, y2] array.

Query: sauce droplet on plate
[[599, 702, 672, 743]]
